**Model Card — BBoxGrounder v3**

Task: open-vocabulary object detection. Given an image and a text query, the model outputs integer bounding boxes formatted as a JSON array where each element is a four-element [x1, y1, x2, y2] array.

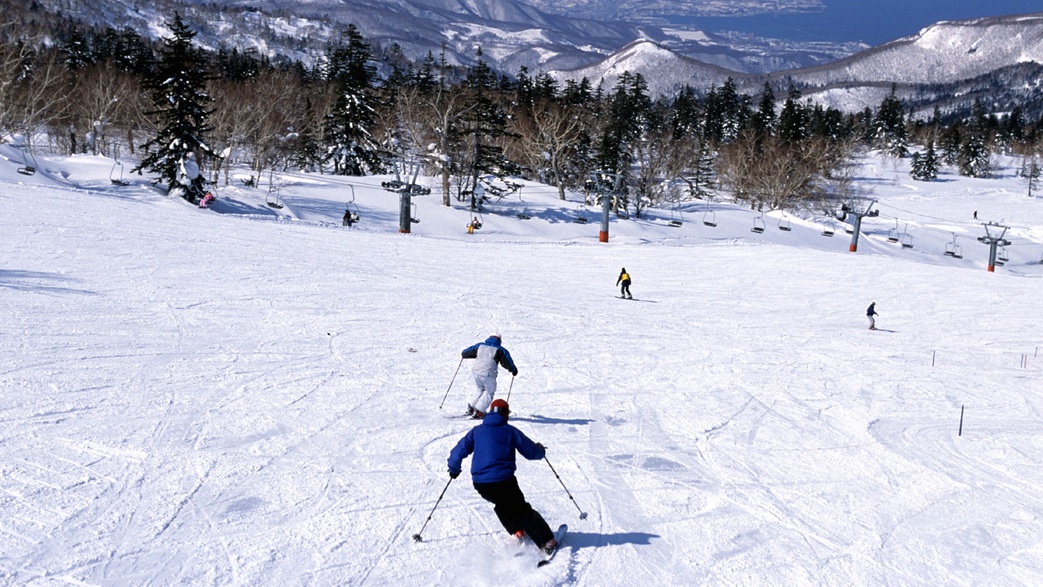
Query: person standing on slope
[[462, 333, 518, 418], [447, 399, 559, 555], [616, 267, 632, 299], [867, 302, 880, 330]]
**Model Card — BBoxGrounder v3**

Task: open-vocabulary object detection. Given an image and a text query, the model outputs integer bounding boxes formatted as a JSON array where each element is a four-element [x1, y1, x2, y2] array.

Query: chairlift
[[900, 233, 914, 248], [17, 147, 37, 176], [821, 221, 835, 237], [997, 245, 1009, 263], [702, 209, 717, 227], [778, 214, 792, 232], [944, 234, 963, 259], [573, 216, 589, 224], [668, 206, 684, 227], [110, 160, 129, 186], [342, 186, 361, 226], [887, 219, 900, 243], [410, 202, 420, 224], [751, 213, 765, 234], [266, 186, 284, 209]]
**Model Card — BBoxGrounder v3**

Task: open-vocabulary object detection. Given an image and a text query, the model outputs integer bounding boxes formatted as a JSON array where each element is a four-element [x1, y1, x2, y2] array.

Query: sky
[[677, 0, 1043, 44], [2, 144, 1043, 585]]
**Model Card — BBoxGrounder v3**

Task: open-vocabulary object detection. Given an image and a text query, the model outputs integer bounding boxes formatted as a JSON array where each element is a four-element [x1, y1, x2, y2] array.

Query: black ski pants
[[620, 279, 631, 297], [473, 476, 554, 546]]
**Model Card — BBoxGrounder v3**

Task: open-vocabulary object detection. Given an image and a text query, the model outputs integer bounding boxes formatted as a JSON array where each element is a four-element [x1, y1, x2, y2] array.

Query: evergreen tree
[[958, 133, 991, 178], [703, 78, 745, 145], [323, 25, 382, 175], [874, 84, 908, 157], [750, 82, 776, 138], [910, 141, 939, 181], [134, 13, 217, 203], [595, 71, 648, 175], [671, 85, 702, 139], [459, 47, 518, 205], [683, 136, 715, 200], [777, 86, 809, 144], [939, 125, 961, 166]]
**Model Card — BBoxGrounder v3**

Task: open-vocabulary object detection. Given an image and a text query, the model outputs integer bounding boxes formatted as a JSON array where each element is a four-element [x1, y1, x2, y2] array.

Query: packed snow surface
[[2, 145, 1042, 585]]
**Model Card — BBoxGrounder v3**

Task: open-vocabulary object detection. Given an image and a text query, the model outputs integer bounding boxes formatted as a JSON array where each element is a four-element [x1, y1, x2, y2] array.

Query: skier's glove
[[537, 443, 546, 450], [512, 368, 519, 377], [449, 468, 460, 479]]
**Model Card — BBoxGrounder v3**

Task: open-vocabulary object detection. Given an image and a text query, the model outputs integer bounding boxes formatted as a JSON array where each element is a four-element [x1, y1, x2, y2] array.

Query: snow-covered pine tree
[[874, 85, 908, 158], [910, 141, 939, 181], [322, 25, 382, 176], [959, 133, 991, 178], [777, 86, 809, 144], [134, 13, 217, 203]]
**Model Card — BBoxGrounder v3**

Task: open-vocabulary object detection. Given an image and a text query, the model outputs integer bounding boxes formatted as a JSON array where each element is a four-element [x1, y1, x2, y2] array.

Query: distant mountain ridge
[[22, 0, 1043, 116], [550, 12, 1043, 116]]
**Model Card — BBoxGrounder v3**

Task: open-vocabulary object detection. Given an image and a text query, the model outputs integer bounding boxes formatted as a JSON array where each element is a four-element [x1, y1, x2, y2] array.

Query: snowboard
[[537, 524, 568, 568]]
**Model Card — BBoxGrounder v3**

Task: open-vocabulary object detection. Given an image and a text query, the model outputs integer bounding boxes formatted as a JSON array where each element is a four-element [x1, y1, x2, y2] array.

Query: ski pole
[[505, 375, 515, 402], [412, 477, 454, 543], [544, 455, 588, 520], [438, 357, 464, 410]]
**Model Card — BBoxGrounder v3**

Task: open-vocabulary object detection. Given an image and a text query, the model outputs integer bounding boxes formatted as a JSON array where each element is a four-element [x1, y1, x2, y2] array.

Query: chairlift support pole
[[590, 171, 624, 243], [382, 157, 429, 234], [977, 222, 1011, 272], [846, 200, 878, 252]]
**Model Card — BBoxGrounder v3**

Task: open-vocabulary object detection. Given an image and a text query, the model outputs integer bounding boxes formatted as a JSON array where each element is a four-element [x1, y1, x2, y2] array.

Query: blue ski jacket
[[462, 337, 518, 377], [447, 412, 545, 484]]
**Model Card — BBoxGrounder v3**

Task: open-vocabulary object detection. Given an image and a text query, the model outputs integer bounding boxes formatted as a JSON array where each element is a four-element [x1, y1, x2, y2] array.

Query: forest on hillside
[[2, 11, 1042, 213]]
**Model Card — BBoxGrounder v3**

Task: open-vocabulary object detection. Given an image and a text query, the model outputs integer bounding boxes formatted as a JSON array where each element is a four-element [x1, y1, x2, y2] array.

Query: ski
[[536, 524, 568, 568]]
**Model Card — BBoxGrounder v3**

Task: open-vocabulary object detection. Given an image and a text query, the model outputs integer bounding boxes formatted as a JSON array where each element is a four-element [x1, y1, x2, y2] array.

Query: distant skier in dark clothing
[[461, 334, 518, 418], [447, 399, 558, 555], [867, 302, 879, 330], [616, 267, 632, 299]]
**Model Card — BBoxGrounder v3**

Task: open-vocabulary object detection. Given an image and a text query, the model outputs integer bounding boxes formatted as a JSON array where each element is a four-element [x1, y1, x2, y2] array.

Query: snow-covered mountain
[[551, 12, 1043, 115], [25, 0, 1043, 115]]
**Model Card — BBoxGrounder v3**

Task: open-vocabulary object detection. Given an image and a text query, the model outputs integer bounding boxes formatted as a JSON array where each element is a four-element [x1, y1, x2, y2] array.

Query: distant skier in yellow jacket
[[616, 268, 632, 299]]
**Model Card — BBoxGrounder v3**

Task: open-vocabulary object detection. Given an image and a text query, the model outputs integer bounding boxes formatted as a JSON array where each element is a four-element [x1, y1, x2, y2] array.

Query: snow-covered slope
[[3, 142, 1043, 585]]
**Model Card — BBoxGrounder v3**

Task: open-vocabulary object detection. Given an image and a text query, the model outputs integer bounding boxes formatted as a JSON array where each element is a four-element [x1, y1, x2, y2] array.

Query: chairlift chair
[[573, 216, 589, 224], [887, 219, 900, 243], [110, 160, 129, 186], [17, 148, 37, 176], [997, 246, 1009, 264], [900, 232, 913, 249], [702, 209, 717, 227], [410, 202, 420, 224], [266, 187, 284, 209], [944, 235, 962, 258], [821, 221, 835, 237], [751, 214, 765, 234], [778, 215, 792, 231], [668, 207, 684, 227]]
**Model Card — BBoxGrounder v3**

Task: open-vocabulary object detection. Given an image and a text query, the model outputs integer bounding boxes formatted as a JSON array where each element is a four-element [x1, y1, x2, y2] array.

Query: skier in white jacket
[[461, 334, 518, 418]]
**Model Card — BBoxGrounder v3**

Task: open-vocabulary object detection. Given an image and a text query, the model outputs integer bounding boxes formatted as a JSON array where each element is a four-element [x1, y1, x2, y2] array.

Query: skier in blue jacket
[[447, 399, 558, 554], [461, 333, 518, 418]]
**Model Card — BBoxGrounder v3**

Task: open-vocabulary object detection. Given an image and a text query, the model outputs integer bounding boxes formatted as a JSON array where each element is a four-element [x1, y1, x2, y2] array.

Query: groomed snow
[[2, 145, 1042, 586]]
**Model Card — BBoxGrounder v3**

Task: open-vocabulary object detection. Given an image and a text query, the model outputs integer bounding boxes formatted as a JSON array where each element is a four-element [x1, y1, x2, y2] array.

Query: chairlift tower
[[381, 157, 430, 233], [844, 199, 879, 252], [588, 171, 626, 243], [977, 222, 1011, 272]]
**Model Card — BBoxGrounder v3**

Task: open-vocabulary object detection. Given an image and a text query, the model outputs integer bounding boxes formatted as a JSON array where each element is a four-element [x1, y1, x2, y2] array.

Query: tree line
[[2, 14, 1042, 208]]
